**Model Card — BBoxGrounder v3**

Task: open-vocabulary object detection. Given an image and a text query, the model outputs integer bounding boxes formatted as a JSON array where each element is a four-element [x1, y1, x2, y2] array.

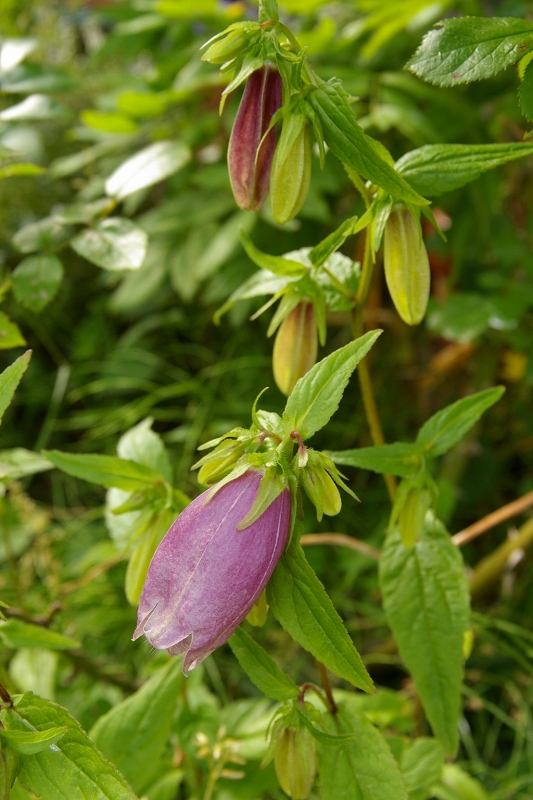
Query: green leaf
[[282, 331, 381, 440], [240, 230, 308, 277], [408, 17, 533, 87], [0, 351, 31, 424], [319, 692, 409, 800], [327, 443, 423, 478], [0, 94, 69, 121], [395, 143, 533, 197], [307, 82, 428, 206], [0, 449, 53, 481], [90, 660, 182, 795], [399, 738, 444, 800], [519, 60, 533, 121], [308, 215, 359, 267], [214, 271, 289, 324], [105, 141, 191, 200], [0, 727, 67, 755], [43, 450, 165, 491], [379, 517, 470, 756], [267, 539, 374, 694], [258, 0, 279, 23], [416, 387, 505, 457], [228, 627, 299, 702], [0, 163, 44, 179], [12, 255, 64, 312], [13, 217, 70, 254], [4, 692, 137, 800], [0, 314, 26, 349], [295, 709, 357, 747], [0, 620, 80, 651], [81, 110, 138, 134], [0, 64, 75, 94], [53, 199, 115, 224], [71, 218, 147, 271]]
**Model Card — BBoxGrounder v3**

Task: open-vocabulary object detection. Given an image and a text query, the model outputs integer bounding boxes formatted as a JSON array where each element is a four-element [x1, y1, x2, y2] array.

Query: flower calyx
[[389, 472, 437, 548], [262, 702, 317, 800]]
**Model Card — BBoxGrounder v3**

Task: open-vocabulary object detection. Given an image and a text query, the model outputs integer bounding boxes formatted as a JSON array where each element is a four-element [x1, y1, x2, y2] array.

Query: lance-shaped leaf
[[0, 727, 67, 755], [396, 143, 533, 197], [308, 215, 359, 267], [267, 539, 374, 694], [43, 450, 165, 491], [416, 386, 505, 457], [0, 351, 31, 425], [105, 140, 190, 200], [408, 17, 533, 87], [282, 330, 381, 440], [327, 442, 423, 478], [379, 518, 470, 756], [519, 60, 533, 121], [307, 82, 428, 206], [240, 230, 308, 277], [0, 620, 79, 651], [229, 627, 299, 702]]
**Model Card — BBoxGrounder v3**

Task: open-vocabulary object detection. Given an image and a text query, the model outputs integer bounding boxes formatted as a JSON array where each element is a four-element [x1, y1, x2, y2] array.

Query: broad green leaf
[[426, 293, 493, 343], [282, 331, 381, 440], [0, 727, 67, 755], [327, 443, 423, 478], [4, 692, 137, 800], [408, 17, 533, 87], [0, 351, 31, 424], [416, 387, 505, 457], [228, 627, 300, 701], [395, 143, 533, 197], [307, 82, 428, 206], [53, 199, 115, 224], [70, 218, 147, 271], [240, 230, 308, 277], [12, 255, 64, 312], [81, 110, 138, 134], [43, 450, 165, 491], [519, 60, 533, 121], [90, 660, 182, 795], [379, 517, 470, 756], [400, 737, 444, 800], [105, 141, 191, 200], [9, 648, 58, 701], [319, 692, 409, 800], [13, 217, 70, 254], [258, 0, 279, 22], [267, 540, 374, 694], [0, 448, 52, 481], [0, 620, 79, 651], [0, 94, 69, 121], [0, 314, 26, 349]]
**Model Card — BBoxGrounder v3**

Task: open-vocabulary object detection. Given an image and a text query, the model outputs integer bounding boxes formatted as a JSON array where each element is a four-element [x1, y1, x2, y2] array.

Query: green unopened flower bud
[[197, 447, 241, 486], [201, 23, 259, 64], [273, 302, 317, 396], [0, 738, 19, 800], [246, 589, 269, 626], [274, 726, 316, 800], [301, 463, 341, 522], [270, 114, 311, 225], [383, 206, 430, 325], [398, 487, 430, 548]]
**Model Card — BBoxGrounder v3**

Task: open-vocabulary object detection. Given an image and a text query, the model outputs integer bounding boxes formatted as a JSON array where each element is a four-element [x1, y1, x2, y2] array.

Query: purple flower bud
[[227, 66, 282, 211], [133, 470, 290, 673]]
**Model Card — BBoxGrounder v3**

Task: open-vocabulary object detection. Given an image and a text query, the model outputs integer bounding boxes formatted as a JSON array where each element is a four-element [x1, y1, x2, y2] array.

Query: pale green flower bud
[[274, 726, 316, 800], [301, 463, 341, 522], [270, 114, 312, 225], [398, 487, 431, 548], [383, 206, 430, 325], [273, 302, 317, 397]]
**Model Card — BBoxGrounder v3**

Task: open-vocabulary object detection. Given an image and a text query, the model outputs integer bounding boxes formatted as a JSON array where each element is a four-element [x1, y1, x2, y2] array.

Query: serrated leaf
[[0, 351, 31, 424], [0, 448, 52, 481], [4, 692, 137, 800], [0, 620, 79, 651], [0, 727, 67, 755], [379, 518, 470, 756], [12, 255, 64, 312], [408, 17, 533, 87], [307, 83, 428, 206], [319, 692, 409, 800], [282, 331, 381, 440], [267, 539, 374, 693], [43, 450, 165, 491], [519, 59, 533, 121], [71, 218, 147, 271], [229, 627, 299, 702], [416, 387, 505, 457], [327, 442, 423, 478], [395, 143, 533, 197], [90, 660, 182, 795], [105, 140, 190, 200]]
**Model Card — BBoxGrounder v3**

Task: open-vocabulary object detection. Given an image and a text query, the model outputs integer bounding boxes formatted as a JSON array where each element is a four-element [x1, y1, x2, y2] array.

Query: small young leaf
[[327, 442, 423, 478], [0, 620, 80, 651], [282, 331, 381, 440], [416, 386, 505, 457], [267, 539, 374, 694], [43, 450, 165, 491], [395, 143, 533, 197], [229, 627, 300, 701], [12, 255, 64, 312], [0, 351, 31, 425], [105, 141, 191, 200], [379, 517, 470, 756], [408, 17, 533, 87], [0, 727, 67, 755], [71, 218, 147, 271]]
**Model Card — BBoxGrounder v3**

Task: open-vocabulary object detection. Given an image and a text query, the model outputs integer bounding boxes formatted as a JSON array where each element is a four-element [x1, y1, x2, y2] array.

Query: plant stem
[[469, 515, 533, 599], [452, 489, 533, 547], [316, 661, 337, 715], [300, 532, 380, 560]]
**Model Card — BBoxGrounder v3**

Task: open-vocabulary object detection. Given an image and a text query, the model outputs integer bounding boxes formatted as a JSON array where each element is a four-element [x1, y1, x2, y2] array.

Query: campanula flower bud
[[133, 470, 290, 673], [383, 206, 430, 325], [201, 23, 259, 65], [270, 114, 311, 224], [274, 726, 316, 799], [398, 486, 431, 548], [301, 462, 341, 522], [197, 446, 242, 486], [273, 302, 317, 397], [227, 66, 282, 211]]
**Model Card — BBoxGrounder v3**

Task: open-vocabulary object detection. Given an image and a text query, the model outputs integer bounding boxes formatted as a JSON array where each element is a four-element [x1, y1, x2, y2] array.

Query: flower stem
[[316, 661, 337, 715]]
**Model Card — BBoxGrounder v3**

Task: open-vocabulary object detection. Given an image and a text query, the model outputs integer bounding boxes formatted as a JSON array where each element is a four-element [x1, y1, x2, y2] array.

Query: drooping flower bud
[[197, 445, 242, 486], [274, 726, 316, 800], [383, 206, 430, 325], [201, 22, 259, 65], [398, 486, 431, 548], [270, 114, 311, 224], [133, 470, 290, 673], [301, 462, 341, 522], [273, 302, 317, 396], [227, 66, 282, 211]]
